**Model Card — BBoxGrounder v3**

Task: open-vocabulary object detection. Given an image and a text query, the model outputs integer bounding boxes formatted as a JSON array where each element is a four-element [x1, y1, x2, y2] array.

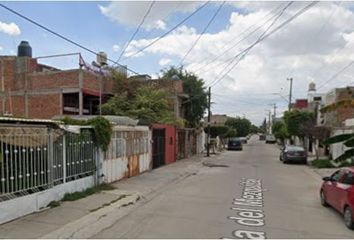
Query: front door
[[152, 129, 165, 169]]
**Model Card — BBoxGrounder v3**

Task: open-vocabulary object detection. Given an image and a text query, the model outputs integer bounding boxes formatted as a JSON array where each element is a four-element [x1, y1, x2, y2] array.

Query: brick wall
[[28, 94, 61, 119], [28, 70, 79, 90], [139, 79, 184, 94]]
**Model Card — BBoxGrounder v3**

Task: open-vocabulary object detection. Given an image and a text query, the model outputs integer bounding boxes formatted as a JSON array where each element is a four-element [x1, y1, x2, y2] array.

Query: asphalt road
[[93, 135, 354, 239]]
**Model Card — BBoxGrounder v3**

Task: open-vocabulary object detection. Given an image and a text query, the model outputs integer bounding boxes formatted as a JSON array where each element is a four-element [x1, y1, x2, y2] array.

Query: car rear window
[[287, 146, 304, 151]]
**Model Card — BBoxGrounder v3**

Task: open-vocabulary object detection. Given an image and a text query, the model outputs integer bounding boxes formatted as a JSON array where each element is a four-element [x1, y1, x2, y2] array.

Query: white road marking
[[223, 178, 267, 239]]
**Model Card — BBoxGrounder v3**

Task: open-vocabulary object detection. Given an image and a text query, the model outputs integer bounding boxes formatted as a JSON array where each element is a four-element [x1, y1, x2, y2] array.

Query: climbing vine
[[61, 116, 112, 152]]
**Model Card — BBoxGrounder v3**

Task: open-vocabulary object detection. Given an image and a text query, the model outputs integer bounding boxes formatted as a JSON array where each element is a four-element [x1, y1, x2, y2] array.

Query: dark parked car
[[279, 145, 307, 164], [265, 134, 276, 144], [320, 168, 354, 229], [228, 138, 243, 151]]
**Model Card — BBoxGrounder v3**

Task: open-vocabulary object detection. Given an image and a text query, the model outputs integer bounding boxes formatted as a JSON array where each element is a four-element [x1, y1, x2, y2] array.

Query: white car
[[265, 135, 276, 144]]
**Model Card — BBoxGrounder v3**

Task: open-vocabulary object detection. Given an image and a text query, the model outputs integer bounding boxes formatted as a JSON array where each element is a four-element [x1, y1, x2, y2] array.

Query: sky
[[1, 1, 354, 125]]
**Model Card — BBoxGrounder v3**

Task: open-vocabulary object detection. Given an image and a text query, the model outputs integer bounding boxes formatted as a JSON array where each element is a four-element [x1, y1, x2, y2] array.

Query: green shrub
[[311, 159, 335, 168], [311, 158, 354, 168], [61, 116, 112, 152]]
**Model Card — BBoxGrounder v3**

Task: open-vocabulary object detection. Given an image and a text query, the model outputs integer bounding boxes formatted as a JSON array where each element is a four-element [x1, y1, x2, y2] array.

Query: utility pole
[[287, 77, 293, 111], [269, 103, 277, 120], [268, 110, 272, 134], [207, 87, 211, 157]]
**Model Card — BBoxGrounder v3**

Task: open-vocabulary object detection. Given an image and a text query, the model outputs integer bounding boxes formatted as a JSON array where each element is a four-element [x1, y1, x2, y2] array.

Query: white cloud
[[0, 22, 21, 36], [159, 58, 172, 66], [98, 1, 202, 30], [112, 44, 120, 52], [0, 46, 3, 51], [119, 2, 354, 125]]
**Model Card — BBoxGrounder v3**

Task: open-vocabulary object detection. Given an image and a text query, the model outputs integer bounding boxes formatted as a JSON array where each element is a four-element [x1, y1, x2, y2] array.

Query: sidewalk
[[304, 157, 339, 182], [0, 154, 218, 238]]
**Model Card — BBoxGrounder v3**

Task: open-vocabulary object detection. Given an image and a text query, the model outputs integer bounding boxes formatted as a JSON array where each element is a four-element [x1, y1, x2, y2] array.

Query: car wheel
[[303, 159, 308, 165], [344, 206, 354, 229], [283, 159, 287, 164], [320, 190, 328, 207]]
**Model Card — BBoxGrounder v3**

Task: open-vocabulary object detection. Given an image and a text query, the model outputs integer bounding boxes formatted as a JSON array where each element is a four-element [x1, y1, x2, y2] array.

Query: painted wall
[[0, 176, 94, 224], [101, 125, 151, 183], [152, 124, 176, 165]]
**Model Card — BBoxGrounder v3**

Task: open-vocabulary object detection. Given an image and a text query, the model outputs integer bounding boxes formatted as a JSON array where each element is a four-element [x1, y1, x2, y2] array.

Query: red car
[[320, 167, 354, 229]]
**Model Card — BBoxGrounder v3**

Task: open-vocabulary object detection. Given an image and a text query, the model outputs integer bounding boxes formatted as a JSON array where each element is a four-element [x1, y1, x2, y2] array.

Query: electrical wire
[[209, 1, 318, 88], [209, 1, 294, 87], [191, 2, 287, 74], [178, 1, 225, 66], [139, 1, 184, 40], [317, 59, 354, 90], [0, 3, 140, 75], [120, 1, 210, 61], [117, 1, 155, 62]]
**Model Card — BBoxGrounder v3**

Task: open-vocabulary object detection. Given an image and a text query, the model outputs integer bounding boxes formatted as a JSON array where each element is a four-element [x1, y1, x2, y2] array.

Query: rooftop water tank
[[97, 51, 107, 66], [17, 41, 32, 57]]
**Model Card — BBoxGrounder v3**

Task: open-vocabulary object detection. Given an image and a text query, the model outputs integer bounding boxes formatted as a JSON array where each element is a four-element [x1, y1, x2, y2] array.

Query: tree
[[101, 92, 131, 116], [205, 126, 230, 138], [225, 117, 252, 137], [272, 120, 288, 143], [225, 128, 237, 138], [101, 85, 177, 125], [260, 118, 267, 133], [283, 110, 314, 138], [250, 124, 260, 134], [160, 66, 208, 128], [128, 86, 176, 124]]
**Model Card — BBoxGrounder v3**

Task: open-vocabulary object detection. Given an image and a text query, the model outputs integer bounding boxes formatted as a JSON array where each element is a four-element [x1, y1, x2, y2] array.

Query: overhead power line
[[0, 3, 140, 75], [192, 2, 287, 74], [121, 1, 210, 61], [139, 1, 184, 40], [317, 59, 354, 90], [209, 1, 318, 87], [178, 1, 225, 66], [117, 1, 155, 62], [209, 1, 294, 87]]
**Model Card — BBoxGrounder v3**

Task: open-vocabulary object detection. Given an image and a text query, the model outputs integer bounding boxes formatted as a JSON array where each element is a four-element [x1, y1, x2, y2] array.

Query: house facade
[[0, 41, 125, 119]]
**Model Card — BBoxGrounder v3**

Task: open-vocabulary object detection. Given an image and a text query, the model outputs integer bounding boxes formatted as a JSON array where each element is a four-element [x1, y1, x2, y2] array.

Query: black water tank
[[17, 41, 32, 57]]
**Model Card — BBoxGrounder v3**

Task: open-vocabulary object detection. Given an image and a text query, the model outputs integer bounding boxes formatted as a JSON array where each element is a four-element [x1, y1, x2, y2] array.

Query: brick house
[[291, 99, 308, 110], [320, 86, 354, 128], [0, 41, 124, 119]]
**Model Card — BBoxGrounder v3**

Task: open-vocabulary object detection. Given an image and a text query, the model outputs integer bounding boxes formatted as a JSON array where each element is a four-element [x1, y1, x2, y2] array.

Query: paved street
[[91, 135, 354, 239], [1, 135, 354, 239]]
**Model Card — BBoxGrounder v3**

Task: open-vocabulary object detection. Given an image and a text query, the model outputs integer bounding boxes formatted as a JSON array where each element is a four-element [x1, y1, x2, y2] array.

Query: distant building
[[291, 99, 308, 110], [204, 114, 228, 126], [0, 41, 126, 119]]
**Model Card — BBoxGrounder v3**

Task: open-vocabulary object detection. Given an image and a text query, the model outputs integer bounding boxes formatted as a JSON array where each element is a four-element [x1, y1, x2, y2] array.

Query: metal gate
[[152, 129, 165, 169]]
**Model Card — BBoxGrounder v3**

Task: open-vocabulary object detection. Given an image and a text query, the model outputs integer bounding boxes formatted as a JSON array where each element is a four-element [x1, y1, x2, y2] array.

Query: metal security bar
[[0, 130, 97, 202], [65, 131, 96, 182]]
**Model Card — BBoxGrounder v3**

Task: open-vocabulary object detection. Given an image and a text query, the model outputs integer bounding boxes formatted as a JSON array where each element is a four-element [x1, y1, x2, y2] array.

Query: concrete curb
[[303, 167, 323, 183], [40, 192, 140, 239]]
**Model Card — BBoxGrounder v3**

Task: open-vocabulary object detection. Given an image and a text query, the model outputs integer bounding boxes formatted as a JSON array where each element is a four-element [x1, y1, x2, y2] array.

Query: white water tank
[[97, 52, 107, 66]]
